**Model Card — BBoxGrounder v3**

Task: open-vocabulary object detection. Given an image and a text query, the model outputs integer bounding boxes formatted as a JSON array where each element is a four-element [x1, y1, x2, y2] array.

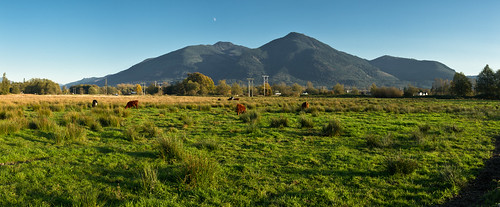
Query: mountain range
[[66, 32, 456, 89]]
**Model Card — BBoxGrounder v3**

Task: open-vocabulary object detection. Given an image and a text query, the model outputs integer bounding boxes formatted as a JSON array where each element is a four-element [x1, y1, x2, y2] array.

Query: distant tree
[[116, 84, 135, 95], [185, 80, 200, 96], [215, 80, 231, 96], [372, 87, 403, 98], [370, 83, 377, 95], [23, 78, 61, 95], [257, 83, 273, 96], [107, 86, 118, 95], [333, 83, 345, 95], [475, 65, 497, 97], [431, 78, 451, 95], [291, 83, 303, 96], [145, 83, 160, 95], [305, 81, 318, 95], [231, 82, 243, 96], [496, 70, 500, 97], [272, 82, 290, 96], [10, 83, 21, 94], [135, 84, 143, 95], [1, 73, 10, 95], [350, 87, 360, 95], [403, 84, 419, 97], [88, 85, 100, 94], [319, 86, 329, 95], [450, 72, 472, 97], [184, 72, 214, 95]]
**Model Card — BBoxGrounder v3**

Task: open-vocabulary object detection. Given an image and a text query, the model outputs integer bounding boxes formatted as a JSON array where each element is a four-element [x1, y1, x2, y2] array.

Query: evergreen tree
[[1, 73, 10, 95], [450, 72, 472, 97], [476, 64, 497, 97]]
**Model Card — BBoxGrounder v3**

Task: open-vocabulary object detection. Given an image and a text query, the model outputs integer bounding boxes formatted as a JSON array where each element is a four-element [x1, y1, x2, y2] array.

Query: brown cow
[[236, 103, 246, 115], [301, 101, 309, 110], [125, 100, 139, 109], [233, 98, 240, 101]]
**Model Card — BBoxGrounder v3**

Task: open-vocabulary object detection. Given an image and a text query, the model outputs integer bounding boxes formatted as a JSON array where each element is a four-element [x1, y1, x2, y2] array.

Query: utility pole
[[105, 78, 108, 95], [262, 75, 269, 96], [247, 78, 254, 97]]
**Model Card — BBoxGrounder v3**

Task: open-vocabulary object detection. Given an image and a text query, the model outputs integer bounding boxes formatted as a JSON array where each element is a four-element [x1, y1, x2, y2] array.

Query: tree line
[[1, 65, 500, 98]]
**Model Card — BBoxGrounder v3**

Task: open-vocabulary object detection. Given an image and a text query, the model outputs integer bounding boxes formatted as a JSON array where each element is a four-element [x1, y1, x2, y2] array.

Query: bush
[[372, 87, 403, 98], [239, 111, 260, 124], [298, 116, 314, 128], [269, 116, 289, 128], [182, 153, 219, 188], [322, 119, 342, 137], [157, 136, 185, 161], [386, 154, 418, 175]]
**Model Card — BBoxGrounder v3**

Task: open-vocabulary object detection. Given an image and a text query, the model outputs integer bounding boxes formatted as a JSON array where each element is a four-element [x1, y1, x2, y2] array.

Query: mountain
[[66, 32, 455, 89], [370, 55, 456, 88]]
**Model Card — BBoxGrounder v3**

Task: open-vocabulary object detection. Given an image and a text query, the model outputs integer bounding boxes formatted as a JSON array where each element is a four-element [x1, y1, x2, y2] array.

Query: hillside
[[370, 55, 456, 88], [66, 32, 455, 89]]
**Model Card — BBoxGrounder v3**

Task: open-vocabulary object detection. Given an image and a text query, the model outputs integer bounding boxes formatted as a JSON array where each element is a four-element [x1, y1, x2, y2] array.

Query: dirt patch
[[440, 136, 500, 206]]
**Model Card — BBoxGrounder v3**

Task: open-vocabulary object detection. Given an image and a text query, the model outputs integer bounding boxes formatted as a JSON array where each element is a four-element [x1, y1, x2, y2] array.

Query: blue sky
[[1, 0, 499, 84]]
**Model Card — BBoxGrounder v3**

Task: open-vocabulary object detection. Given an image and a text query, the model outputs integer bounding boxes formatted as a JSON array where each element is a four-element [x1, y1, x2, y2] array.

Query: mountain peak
[[213, 41, 235, 50]]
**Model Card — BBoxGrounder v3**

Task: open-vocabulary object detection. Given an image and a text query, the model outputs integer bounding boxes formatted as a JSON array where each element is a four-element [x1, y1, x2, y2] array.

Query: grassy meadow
[[0, 94, 499, 206]]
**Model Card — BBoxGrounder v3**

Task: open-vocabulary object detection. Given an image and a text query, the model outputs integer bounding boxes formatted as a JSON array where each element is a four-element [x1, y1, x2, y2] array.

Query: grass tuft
[[322, 119, 342, 137], [386, 154, 419, 175], [298, 115, 314, 128], [182, 153, 219, 188], [239, 110, 260, 124], [269, 116, 289, 128], [157, 136, 185, 161]]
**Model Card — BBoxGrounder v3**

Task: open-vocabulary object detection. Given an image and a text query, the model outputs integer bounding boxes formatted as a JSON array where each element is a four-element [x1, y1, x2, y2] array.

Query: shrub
[[270, 116, 289, 128], [372, 87, 403, 98], [386, 154, 418, 175], [157, 136, 185, 161], [298, 116, 314, 128], [322, 119, 342, 137], [239, 110, 260, 124], [182, 153, 219, 188]]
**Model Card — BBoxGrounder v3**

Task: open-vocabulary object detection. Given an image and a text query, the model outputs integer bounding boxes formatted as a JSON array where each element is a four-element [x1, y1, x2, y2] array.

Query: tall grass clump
[[140, 121, 163, 138], [193, 139, 219, 151], [65, 123, 87, 142], [439, 164, 467, 189], [97, 114, 122, 127], [322, 119, 342, 137], [0, 118, 27, 135], [179, 114, 194, 127], [298, 115, 314, 128], [269, 116, 289, 128], [140, 164, 159, 193], [29, 116, 57, 132], [157, 136, 185, 162], [366, 134, 393, 148], [61, 111, 81, 126], [239, 110, 260, 124], [198, 105, 211, 112], [124, 126, 141, 141], [37, 108, 52, 117], [182, 153, 219, 188], [385, 154, 419, 175]]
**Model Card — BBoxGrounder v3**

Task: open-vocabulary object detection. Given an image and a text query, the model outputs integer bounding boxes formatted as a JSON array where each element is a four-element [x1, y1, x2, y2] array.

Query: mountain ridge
[[66, 32, 455, 89]]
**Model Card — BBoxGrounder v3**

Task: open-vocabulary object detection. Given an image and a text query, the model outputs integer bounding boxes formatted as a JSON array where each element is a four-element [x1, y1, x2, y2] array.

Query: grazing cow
[[92, 100, 98, 108], [233, 98, 240, 101], [302, 101, 309, 110], [125, 100, 139, 109], [228, 96, 234, 100], [236, 103, 246, 115]]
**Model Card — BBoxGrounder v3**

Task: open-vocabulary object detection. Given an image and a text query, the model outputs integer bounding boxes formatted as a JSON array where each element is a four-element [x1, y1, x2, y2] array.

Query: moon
[[213, 17, 216, 22]]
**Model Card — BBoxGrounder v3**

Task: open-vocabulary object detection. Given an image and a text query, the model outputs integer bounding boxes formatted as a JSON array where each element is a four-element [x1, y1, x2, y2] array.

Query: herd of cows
[[90, 98, 310, 115]]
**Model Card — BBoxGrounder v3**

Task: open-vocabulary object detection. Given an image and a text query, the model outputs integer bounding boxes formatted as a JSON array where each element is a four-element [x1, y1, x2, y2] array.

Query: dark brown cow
[[233, 98, 240, 101], [125, 100, 139, 109], [236, 103, 246, 115], [92, 100, 98, 108], [301, 101, 309, 110]]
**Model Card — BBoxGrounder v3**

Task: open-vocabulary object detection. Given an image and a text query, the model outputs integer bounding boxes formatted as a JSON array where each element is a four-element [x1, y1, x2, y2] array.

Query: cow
[[125, 100, 139, 109], [301, 101, 309, 110], [233, 98, 240, 101], [236, 103, 246, 115], [228, 96, 234, 100], [92, 100, 98, 108]]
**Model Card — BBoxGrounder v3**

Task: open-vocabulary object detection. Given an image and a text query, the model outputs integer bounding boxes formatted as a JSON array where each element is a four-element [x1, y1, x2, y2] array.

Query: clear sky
[[1, 0, 499, 84]]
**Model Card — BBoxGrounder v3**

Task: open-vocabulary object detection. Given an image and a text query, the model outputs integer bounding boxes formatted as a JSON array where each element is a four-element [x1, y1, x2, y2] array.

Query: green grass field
[[0, 96, 499, 206]]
